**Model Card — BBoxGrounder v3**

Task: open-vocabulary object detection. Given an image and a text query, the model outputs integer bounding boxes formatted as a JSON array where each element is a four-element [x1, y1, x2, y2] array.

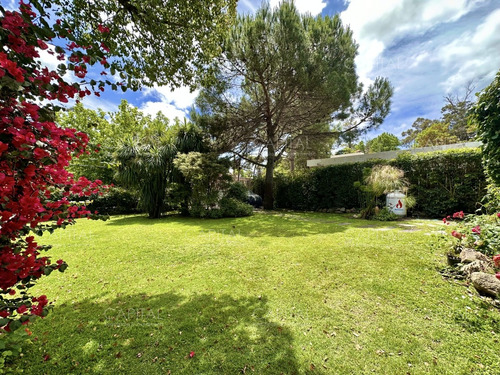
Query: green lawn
[[18, 212, 500, 374]]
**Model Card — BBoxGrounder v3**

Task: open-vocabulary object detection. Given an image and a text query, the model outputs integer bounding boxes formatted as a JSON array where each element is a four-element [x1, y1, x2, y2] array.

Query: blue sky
[[14, 0, 500, 142]]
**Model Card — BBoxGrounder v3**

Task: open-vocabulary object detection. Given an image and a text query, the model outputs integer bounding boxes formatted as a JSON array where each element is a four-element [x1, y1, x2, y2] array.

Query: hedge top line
[[307, 141, 482, 167]]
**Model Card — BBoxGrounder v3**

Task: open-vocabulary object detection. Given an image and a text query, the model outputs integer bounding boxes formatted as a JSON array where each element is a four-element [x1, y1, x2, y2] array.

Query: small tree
[[366, 132, 400, 153]]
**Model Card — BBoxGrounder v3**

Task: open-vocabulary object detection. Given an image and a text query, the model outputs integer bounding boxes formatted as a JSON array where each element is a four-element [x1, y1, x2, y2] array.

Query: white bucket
[[386, 191, 407, 216]]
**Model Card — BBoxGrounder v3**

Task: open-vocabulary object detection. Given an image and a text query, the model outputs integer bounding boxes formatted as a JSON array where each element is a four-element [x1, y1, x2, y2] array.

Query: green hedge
[[256, 148, 487, 217]]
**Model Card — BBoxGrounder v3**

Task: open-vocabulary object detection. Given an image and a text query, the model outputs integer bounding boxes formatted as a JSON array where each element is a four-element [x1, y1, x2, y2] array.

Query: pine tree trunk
[[263, 148, 275, 210]]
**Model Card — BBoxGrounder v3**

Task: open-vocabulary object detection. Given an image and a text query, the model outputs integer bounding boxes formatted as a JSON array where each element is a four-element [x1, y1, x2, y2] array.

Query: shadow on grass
[[22, 293, 299, 374], [104, 211, 356, 238]]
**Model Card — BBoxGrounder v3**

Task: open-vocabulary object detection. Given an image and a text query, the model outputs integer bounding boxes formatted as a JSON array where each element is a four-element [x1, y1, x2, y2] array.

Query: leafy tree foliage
[[402, 83, 476, 147], [174, 152, 232, 218], [365, 132, 400, 153], [57, 100, 169, 184], [196, 2, 392, 209], [470, 69, 500, 185], [442, 82, 476, 141], [115, 121, 206, 218], [31, 0, 236, 89], [414, 122, 458, 147]]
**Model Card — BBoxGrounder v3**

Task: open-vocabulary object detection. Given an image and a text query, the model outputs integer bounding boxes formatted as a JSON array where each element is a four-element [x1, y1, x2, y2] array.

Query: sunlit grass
[[18, 212, 500, 374]]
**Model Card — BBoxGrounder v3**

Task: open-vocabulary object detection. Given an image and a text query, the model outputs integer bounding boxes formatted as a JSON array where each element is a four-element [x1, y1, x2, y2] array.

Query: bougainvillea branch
[[0, 2, 108, 332]]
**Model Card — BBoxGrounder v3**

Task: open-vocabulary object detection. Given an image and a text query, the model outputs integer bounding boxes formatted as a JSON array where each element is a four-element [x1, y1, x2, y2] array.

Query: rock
[[460, 248, 491, 264], [470, 272, 500, 297], [460, 260, 493, 279]]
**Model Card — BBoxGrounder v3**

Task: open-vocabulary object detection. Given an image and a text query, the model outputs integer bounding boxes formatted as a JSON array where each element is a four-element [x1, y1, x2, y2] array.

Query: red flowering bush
[[444, 211, 500, 277], [1, 2, 113, 339]]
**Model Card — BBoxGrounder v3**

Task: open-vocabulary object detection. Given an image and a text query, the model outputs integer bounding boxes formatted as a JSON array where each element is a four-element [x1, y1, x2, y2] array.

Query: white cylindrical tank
[[386, 191, 407, 216]]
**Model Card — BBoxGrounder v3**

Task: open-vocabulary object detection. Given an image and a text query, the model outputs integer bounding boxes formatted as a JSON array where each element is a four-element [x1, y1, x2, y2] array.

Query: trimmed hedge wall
[[254, 148, 487, 217]]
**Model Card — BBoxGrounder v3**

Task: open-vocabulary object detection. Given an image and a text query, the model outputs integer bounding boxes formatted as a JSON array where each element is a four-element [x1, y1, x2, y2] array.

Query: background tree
[[402, 82, 477, 147], [470, 69, 500, 186], [196, 2, 393, 209], [442, 81, 476, 141], [414, 121, 458, 147], [57, 100, 169, 184], [401, 118, 437, 147], [365, 132, 400, 153]]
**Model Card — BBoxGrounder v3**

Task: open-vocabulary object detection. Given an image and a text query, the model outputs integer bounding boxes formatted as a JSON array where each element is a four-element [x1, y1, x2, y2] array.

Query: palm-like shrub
[[116, 139, 176, 218]]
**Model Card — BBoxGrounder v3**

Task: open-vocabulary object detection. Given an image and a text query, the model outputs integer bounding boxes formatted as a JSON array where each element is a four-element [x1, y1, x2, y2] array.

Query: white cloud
[[140, 85, 199, 121], [270, 0, 327, 15], [341, 0, 477, 82], [437, 8, 500, 91], [239, 0, 257, 13], [140, 101, 188, 121], [79, 95, 118, 114]]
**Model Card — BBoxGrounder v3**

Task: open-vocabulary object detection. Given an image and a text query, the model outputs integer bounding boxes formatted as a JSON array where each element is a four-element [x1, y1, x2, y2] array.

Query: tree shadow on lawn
[[104, 212, 362, 238], [23, 293, 300, 374]]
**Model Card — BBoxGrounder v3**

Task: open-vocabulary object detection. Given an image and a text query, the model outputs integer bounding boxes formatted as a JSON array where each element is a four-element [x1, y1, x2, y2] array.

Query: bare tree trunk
[[263, 144, 275, 210]]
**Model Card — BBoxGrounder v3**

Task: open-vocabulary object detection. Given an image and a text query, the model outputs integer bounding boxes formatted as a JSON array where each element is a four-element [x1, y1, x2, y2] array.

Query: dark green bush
[[220, 197, 254, 217], [262, 148, 486, 218], [225, 182, 249, 202], [87, 187, 140, 215]]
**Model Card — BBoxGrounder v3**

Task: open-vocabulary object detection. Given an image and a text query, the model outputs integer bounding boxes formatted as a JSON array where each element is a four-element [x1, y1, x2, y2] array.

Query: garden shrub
[[265, 148, 485, 218], [470, 69, 500, 186], [220, 197, 254, 217], [481, 182, 500, 214], [87, 187, 139, 215], [372, 207, 400, 221], [226, 182, 249, 202], [175, 153, 253, 218]]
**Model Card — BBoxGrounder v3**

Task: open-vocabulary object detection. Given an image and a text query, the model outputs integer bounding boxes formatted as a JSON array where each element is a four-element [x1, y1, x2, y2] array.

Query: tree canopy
[[365, 132, 400, 153], [470, 69, 500, 185], [195, 2, 393, 208], [30, 0, 237, 90]]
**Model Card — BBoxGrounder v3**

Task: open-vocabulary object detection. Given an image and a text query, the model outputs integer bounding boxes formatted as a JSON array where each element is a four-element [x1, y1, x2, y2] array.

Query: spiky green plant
[[356, 165, 414, 219], [365, 165, 409, 196], [116, 138, 176, 219]]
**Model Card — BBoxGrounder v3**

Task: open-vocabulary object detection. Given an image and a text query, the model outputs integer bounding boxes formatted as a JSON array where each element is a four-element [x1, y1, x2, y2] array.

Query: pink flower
[[496, 273, 500, 281], [493, 255, 500, 268], [451, 230, 463, 239], [189, 351, 195, 358], [471, 226, 481, 235]]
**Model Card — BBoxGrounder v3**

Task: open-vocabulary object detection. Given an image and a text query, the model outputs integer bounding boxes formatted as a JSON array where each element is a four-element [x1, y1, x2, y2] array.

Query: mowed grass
[[18, 212, 500, 374]]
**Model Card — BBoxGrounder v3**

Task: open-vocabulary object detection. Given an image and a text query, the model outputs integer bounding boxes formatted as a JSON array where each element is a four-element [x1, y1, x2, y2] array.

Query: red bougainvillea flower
[[17, 305, 28, 314], [189, 351, 195, 358], [97, 24, 110, 33], [493, 255, 500, 268], [451, 230, 464, 239], [496, 273, 500, 281], [452, 211, 465, 219], [497, 213, 500, 218], [471, 226, 481, 235]]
